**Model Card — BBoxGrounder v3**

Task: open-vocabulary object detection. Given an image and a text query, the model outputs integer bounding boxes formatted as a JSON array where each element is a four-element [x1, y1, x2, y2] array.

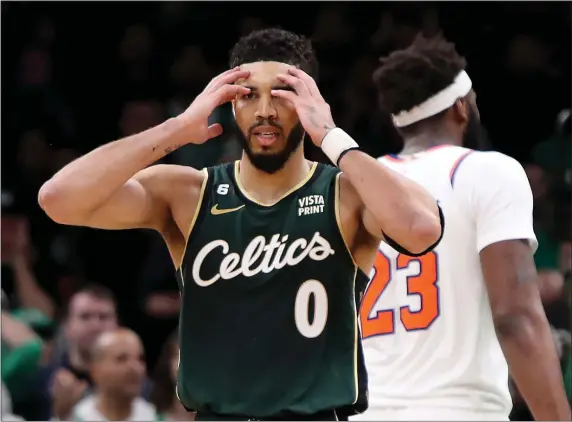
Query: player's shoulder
[[204, 160, 229, 175], [377, 145, 473, 168], [205, 160, 239, 183], [454, 151, 531, 207], [459, 150, 527, 181], [317, 161, 341, 179]]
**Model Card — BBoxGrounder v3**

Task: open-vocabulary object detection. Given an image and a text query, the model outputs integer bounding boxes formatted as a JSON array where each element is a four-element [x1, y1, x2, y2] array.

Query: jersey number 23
[[360, 250, 440, 339]]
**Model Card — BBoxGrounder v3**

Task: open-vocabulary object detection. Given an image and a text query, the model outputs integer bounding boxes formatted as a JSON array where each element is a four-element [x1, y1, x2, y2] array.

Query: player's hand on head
[[271, 67, 336, 146], [178, 67, 251, 143]]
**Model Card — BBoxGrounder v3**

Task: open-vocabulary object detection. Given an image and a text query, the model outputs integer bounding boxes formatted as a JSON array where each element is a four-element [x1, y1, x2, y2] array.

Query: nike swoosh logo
[[211, 204, 245, 215]]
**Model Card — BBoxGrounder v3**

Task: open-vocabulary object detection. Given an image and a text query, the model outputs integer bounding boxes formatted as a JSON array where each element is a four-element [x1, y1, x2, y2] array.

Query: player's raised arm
[[337, 152, 442, 256], [271, 66, 443, 255], [39, 68, 250, 232], [458, 152, 571, 421]]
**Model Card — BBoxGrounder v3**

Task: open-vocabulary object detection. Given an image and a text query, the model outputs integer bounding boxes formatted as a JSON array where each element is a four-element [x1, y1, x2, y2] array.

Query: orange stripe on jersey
[[449, 151, 474, 187]]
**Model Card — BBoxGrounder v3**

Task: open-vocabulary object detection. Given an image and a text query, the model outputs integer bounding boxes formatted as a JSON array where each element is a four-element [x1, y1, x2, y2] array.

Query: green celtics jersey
[[176, 161, 369, 418]]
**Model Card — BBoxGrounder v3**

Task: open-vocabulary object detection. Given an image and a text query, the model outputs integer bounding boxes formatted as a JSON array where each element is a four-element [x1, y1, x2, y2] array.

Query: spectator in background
[[9, 306, 57, 421], [72, 329, 157, 421], [524, 162, 571, 339], [524, 164, 566, 303], [533, 110, 572, 303], [47, 285, 118, 420], [2, 383, 24, 422], [55, 285, 118, 374], [1, 310, 44, 406], [2, 216, 55, 318], [150, 332, 195, 421], [533, 109, 571, 188]]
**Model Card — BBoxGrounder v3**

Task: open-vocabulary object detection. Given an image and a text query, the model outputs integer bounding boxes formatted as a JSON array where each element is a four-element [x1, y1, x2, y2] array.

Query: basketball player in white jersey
[[352, 36, 571, 421]]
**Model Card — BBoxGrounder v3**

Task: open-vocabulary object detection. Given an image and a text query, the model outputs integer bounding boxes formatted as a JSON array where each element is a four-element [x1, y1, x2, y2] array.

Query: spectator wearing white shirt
[[72, 329, 158, 421]]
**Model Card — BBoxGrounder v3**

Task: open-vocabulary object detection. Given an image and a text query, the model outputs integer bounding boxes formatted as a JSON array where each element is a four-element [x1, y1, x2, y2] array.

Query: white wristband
[[320, 128, 359, 166]]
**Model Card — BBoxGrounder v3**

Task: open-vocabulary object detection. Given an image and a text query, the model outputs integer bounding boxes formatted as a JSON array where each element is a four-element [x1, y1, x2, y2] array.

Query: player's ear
[[451, 98, 469, 125]]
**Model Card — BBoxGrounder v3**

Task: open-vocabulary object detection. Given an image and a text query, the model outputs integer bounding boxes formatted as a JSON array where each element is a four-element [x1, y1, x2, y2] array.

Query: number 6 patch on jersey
[[359, 250, 440, 339]]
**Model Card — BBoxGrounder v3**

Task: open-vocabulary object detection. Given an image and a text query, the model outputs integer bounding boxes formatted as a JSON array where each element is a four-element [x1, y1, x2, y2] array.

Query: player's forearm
[[338, 150, 441, 254], [39, 118, 188, 219], [495, 310, 571, 420]]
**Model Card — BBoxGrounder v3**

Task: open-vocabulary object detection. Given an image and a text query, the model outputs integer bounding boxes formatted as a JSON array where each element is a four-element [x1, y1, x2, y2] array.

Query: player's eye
[[242, 92, 255, 100]]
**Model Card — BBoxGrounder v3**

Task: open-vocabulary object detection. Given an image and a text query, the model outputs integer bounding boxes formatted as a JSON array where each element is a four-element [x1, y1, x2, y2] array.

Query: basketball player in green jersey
[[39, 29, 444, 421]]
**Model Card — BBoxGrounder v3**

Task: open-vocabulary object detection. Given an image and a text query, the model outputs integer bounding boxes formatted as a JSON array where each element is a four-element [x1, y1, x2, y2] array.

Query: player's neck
[[401, 131, 461, 155], [238, 151, 312, 205], [96, 392, 133, 421]]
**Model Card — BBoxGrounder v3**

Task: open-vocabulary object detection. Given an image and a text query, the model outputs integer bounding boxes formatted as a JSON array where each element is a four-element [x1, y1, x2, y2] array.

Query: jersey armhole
[[176, 168, 211, 275], [333, 172, 359, 269], [450, 150, 475, 188], [449, 151, 482, 226]]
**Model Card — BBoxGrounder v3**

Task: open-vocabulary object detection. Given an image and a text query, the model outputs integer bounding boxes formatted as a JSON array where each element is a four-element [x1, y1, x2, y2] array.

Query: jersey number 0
[[295, 279, 328, 339], [360, 251, 440, 339]]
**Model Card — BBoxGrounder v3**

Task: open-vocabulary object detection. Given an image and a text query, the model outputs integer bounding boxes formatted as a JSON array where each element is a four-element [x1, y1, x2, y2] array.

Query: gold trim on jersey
[[176, 168, 209, 279], [175, 348, 181, 403], [335, 173, 360, 404], [350, 266, 359, 405], [334, 172, 358, 268], [233, 160, 318, 207]]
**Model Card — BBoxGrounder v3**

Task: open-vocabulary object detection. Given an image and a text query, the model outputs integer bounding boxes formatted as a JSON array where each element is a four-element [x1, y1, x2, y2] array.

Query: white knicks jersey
[[359, 145, 537, 415]]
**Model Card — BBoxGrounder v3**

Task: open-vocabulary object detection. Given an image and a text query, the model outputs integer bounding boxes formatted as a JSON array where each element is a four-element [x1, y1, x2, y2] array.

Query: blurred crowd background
[[1, 2, 571, 421]]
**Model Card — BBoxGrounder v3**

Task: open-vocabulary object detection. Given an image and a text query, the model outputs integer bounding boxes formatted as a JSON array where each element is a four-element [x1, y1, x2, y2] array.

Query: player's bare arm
[[482, 240, 571, 420], [39, 68, 251, 263], [472, 156, 571, 421], [272, 66, 443, 257]]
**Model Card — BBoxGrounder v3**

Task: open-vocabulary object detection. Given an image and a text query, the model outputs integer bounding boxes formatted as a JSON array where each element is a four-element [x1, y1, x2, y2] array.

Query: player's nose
[[254, 96, 277, 120]]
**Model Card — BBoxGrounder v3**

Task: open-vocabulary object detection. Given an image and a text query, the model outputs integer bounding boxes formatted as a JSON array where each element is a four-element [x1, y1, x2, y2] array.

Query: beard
[[462, 106, 491, 151], [231, 119, 306, 174]]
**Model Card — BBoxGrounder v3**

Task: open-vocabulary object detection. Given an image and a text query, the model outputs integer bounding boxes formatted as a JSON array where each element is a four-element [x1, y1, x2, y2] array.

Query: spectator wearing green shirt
[[525, 164, 565, 300], [1, 310, 44, 403]]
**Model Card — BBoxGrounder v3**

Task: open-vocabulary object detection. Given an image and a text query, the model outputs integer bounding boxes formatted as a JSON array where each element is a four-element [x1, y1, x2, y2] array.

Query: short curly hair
[[229, 28, 318, 79], [373, 35, 467, 123]]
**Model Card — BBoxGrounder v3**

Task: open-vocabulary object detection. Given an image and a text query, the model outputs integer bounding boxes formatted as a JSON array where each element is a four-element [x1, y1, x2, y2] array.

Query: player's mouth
[[252, 125, 281, 147]]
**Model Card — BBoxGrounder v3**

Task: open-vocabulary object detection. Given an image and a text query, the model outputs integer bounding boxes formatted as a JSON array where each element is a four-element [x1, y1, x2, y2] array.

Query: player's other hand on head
[[271, 66, 336, 146], [177, 67, 251, 144]]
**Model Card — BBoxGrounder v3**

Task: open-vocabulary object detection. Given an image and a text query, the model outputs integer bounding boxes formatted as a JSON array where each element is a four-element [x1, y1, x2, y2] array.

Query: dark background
[[1, 2, 570, 420]]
